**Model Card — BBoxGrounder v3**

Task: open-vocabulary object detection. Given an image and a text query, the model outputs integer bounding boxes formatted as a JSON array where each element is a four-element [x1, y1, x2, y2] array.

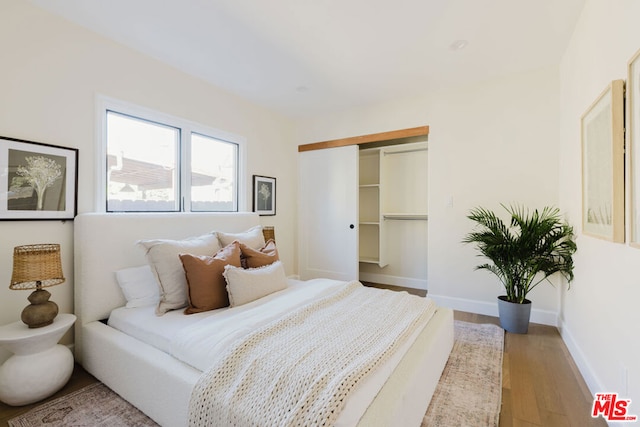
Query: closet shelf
[[383, 147, 428, 156], [383, 213, 428, 221]]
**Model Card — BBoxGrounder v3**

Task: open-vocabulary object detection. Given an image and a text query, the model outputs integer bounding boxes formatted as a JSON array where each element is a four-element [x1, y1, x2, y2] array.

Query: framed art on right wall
[[628, 49, 640, 247], [581, 79, 625, 242]]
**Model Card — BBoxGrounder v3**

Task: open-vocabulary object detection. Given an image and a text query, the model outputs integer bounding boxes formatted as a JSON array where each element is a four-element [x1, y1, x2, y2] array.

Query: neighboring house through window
[[97, 96, 245, 212]]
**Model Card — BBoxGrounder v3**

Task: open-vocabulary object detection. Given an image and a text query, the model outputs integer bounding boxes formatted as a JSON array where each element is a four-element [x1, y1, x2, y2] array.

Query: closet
[[298, 126, 428, 291], [358, 142, 428, 289]]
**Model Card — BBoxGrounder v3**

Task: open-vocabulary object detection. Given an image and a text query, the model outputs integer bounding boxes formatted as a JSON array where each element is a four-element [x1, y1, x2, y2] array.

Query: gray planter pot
[[497, 296, 532, 334]]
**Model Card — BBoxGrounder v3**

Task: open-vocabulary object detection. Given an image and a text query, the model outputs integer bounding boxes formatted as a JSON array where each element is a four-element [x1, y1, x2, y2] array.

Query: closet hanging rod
[[383, 147, 428, 156], [383, 214, 428, 221]]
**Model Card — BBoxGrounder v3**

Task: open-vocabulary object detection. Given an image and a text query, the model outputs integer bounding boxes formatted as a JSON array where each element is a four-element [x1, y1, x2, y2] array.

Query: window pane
[[106, 111, 180, 212], [190, 133, 238, 212]]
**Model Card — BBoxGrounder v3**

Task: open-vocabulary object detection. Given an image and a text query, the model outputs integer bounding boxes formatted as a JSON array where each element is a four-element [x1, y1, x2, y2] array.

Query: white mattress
[[108, 278, 439, 426]]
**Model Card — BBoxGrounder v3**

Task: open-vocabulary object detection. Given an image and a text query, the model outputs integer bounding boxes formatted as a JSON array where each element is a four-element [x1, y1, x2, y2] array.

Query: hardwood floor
[[0, 311, 606, 427]]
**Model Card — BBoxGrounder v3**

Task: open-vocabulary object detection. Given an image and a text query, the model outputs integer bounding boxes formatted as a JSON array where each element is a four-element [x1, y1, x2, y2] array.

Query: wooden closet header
[[298, 126, 429, 152]]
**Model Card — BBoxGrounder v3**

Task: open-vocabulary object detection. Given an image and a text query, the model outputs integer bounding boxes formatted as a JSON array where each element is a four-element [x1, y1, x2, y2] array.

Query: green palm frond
[[463, 204, 577, 304]]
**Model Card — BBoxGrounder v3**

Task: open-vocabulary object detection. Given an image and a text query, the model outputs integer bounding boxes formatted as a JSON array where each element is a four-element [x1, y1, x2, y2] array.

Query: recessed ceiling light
[[449, 39, 468, 51]]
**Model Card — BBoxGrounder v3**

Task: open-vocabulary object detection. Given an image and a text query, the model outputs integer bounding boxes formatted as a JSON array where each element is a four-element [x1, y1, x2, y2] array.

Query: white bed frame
[[74, 212, 453, 427]]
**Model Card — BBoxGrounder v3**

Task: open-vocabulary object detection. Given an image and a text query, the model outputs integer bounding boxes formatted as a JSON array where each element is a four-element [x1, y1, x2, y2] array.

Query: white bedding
[[108, 278, 437, 426], [107, 278, 335, 358]]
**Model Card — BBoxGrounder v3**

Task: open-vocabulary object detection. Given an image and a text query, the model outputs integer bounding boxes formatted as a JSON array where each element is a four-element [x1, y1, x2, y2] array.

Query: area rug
[[9, 320, 503, 427], [7, 382, 157, 427], [423, 320, 504, 427]]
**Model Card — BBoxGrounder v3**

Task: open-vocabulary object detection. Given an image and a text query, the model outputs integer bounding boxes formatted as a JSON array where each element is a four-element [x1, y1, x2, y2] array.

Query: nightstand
[[0, 313, 76, 406]]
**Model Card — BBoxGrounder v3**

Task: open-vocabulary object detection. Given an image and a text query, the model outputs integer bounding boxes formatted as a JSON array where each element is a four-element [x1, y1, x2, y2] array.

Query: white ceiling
[[28, 0, 585, 118]]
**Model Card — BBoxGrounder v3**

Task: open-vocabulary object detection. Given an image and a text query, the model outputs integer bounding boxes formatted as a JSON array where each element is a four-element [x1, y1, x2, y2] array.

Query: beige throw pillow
[[137, 232, 220, 315], [217, 225, 265, 250], [223, 260, 288, 307]]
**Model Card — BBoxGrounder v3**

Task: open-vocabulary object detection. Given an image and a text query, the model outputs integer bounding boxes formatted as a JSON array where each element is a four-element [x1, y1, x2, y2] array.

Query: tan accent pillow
[[223, 261, 288, 307], [240, 239, 279, 269], [137, 232, 220, 315], [217, 225, 265, 250], [180, 242, 241, 314]]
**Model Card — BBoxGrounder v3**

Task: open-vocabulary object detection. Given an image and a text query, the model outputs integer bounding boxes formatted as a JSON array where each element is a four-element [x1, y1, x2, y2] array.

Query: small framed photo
[[0, 136, 78, 220], [253, 175, 276, 216], [580, 80, 625, 242]]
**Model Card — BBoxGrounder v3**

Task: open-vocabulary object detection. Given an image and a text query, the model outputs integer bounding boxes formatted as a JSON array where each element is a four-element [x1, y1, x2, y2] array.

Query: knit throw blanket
[[188, 281, 436, 427]]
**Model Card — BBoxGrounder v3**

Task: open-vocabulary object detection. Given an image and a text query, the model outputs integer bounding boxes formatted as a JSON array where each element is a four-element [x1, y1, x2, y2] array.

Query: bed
[[74, 212, 453, 426]]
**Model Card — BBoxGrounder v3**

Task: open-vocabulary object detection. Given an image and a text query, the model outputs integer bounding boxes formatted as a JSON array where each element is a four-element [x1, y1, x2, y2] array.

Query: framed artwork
[[0, 136, 78, 220], [628, 49, 640, 247], [252, 175, 276, 216], [580, 80, 625, 242]]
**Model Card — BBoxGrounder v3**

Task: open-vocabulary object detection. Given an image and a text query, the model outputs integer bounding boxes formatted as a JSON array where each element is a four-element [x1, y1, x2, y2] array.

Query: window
[[98, 97, 244, 212], [190, 133, 238, 212]]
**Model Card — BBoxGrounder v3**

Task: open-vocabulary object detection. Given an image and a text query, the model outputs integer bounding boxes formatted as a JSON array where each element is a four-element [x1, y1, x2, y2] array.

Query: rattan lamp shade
[[262, 226, 275, 242], [10, 244, 65, 328], [10, 244, 65, 290]]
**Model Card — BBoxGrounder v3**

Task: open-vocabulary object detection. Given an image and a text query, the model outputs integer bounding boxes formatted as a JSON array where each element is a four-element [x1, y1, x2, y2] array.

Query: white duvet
[[172, 278, 347, 371], [107, 278, 341, 359]]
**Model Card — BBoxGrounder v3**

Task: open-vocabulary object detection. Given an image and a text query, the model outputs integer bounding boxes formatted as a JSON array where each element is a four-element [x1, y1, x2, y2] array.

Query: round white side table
[[0, 313, 76, 406]]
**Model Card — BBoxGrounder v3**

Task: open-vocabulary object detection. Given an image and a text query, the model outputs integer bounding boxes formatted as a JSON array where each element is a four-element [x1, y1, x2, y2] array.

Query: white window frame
[[95, 95, 247, 213]]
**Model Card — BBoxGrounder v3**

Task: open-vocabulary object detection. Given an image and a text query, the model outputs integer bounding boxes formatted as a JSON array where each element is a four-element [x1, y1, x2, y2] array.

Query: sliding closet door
[[298, 145, 358, 281]]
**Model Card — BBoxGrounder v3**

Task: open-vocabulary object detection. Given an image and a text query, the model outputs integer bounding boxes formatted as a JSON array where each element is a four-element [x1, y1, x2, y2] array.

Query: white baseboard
[[358, 272, 427, 290], [557, 318, 604, 398], [428, 293, 558, 327]]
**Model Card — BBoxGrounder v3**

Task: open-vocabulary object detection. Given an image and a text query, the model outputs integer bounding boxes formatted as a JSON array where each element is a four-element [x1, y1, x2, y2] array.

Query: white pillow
[[115, 265, 159, 308], [217, 225, 265, 250], [223, 260, 288, 307], [137, 232, 220, 315]]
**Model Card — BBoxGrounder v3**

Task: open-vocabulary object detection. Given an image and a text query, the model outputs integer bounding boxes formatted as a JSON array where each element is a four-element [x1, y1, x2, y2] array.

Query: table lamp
[[10, 244, 65, 328]]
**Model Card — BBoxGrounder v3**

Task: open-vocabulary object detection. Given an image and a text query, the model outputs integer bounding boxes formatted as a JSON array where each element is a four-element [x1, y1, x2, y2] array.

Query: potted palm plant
[[462, 204, 577, 333]]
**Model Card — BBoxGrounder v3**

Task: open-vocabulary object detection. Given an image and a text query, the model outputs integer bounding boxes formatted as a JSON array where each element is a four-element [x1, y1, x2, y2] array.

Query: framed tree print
[[581, 80, 625, 242], [253, 175, 276, 216], [628, 49, 640, 247], [0, 136, 78, 220]]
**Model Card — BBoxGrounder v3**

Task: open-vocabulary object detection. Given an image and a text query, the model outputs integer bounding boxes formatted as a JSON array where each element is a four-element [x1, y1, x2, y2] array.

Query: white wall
[[0, 1, 297, 346], [427, 67, 563, 324], [294, 66, 562, 325], [558, 0, 640, 407]]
